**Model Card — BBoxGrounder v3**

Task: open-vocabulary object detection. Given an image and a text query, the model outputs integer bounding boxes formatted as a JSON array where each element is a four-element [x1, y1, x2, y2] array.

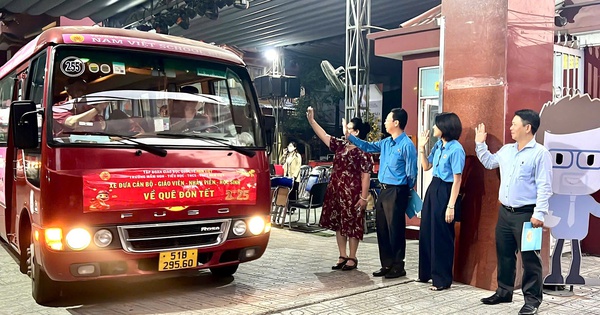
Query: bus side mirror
[[10, 100, 40, 149], [263, 114, 275, 154]]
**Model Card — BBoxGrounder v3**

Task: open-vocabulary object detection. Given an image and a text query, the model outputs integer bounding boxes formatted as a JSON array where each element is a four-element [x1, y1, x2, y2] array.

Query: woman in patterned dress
[[306, 106, 373, 271]]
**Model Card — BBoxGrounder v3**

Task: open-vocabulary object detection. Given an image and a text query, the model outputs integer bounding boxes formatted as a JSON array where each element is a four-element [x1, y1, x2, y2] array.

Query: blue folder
[[406, 189, 422, 219], [521, 222, 542, 251]]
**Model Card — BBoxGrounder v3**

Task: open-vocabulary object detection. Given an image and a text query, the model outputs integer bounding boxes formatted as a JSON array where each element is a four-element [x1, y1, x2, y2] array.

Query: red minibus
[[0, 26, 275, 304]]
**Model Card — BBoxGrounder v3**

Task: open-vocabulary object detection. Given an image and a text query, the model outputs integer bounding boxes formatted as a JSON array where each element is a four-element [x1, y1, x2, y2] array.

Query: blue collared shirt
[[475, 138, 553, 222], [349, 133, 418, 187], [429, 139, 465, 182]]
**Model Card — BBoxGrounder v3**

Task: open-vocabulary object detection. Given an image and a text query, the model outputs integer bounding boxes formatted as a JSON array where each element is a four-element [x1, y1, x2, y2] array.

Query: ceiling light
[[234, 0, 249, 9]]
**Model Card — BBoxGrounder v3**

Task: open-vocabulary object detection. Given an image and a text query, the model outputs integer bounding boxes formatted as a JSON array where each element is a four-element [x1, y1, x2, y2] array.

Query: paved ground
[[1, 225, 600, 314]]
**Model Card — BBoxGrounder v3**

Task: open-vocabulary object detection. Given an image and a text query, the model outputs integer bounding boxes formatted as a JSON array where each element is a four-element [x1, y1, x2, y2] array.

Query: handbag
[[406, 189, 423, 219]]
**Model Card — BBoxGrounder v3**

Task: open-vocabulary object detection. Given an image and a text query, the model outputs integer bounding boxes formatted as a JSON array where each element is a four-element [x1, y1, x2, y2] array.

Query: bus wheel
[[209, 264, 239, 277], [19, 226, 32, 274], [28, 243, 60, 304]]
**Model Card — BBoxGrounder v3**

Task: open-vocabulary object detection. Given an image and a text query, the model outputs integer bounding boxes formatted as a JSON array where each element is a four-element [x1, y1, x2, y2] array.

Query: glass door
[[416, 66, 440, 201], [417, 99, 439, 197]]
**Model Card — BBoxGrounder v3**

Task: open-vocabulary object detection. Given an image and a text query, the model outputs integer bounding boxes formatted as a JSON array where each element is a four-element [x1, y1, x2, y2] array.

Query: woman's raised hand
[[306, 106, 315, 123], [418, 130, 430, 149]]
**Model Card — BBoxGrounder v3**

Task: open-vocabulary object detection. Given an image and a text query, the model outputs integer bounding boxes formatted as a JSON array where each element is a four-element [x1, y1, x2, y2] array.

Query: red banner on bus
[[83, 168, 257, 212]]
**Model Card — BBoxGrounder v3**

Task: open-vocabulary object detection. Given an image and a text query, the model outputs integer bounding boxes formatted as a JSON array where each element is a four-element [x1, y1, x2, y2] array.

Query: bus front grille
[[117, 219, 231, 253]]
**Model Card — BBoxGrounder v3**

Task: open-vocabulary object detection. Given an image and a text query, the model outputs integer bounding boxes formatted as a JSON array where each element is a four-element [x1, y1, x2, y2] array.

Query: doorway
[[416, 66, 440, 198]]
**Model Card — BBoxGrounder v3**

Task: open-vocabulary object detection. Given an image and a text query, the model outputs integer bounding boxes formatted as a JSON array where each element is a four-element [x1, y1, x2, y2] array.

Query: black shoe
[[480, 293, 512, 305], [518, 304, 538, 315], [384, 267, 406, 279], [342, 258, 358, 271], [332, 256, 348, 270], [372, 267, 391, 277]]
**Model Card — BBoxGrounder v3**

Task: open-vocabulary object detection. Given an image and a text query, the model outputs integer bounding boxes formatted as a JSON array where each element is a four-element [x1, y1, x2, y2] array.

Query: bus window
[[23, 54, 46, 187], [50, 47, 261, 148], [29, 53, 47, 105], [0, 76, 14, 145]]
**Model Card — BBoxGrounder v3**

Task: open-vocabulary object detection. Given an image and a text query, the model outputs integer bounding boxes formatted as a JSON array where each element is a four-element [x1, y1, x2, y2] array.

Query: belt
[[502, 204, 535, 213], [380, 183, 408, 190]]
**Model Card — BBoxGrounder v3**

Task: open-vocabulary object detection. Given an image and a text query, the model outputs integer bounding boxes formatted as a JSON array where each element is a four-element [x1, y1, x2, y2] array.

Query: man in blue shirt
[[475, 109, 553, 315], [345, 108, 418, 278]]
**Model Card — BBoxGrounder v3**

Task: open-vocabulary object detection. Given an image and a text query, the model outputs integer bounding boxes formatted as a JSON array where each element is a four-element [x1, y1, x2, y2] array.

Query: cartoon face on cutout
[[537, 95, 600, 196], [544, 128, 600, 195]]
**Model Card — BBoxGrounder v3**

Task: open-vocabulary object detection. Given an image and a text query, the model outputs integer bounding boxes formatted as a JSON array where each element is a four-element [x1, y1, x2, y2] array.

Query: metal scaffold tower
[[345, 0, 372, 120]]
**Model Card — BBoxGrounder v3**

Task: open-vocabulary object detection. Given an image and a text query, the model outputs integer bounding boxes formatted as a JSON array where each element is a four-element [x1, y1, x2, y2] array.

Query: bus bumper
[[37, 233, 270, 281]]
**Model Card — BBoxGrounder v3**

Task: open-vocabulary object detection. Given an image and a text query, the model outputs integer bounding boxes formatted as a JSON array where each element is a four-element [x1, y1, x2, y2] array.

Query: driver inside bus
[[169, 86, 212, 132], [52, 78, 107, 136]]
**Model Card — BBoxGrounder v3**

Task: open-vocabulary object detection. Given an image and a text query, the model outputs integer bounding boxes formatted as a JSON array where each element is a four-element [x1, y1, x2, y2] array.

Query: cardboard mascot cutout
[[537, 94, 600, 285]]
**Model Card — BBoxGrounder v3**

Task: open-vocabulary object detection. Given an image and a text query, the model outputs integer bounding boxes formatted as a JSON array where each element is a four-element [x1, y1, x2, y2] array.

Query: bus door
[[0, 73, 15, 239], [9, 53, 45, 246]]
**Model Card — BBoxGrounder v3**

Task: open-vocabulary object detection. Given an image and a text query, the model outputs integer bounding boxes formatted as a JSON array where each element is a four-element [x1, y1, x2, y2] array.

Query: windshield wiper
[[156, 132, 256, 157], [63, 131, 168, 157]]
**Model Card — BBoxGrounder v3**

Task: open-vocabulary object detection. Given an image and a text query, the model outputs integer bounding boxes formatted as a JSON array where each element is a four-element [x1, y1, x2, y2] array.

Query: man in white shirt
[[475, 109, 553, 315]]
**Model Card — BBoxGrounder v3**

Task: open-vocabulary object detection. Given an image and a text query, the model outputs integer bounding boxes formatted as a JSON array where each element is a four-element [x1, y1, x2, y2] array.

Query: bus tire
[[28, 243, 60, 304], [18, 223, 31, 274], [209, 264, 239, 277]]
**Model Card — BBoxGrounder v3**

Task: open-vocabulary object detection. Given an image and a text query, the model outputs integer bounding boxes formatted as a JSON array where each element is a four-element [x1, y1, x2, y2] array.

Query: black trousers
[[419, 177, 455, 288], [375, 185, 409, 269], [495, 205, 543, 306]]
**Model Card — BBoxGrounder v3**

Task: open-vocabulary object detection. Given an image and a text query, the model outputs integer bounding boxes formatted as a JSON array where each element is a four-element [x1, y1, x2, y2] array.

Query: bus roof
[[0, 26, 245, 79]]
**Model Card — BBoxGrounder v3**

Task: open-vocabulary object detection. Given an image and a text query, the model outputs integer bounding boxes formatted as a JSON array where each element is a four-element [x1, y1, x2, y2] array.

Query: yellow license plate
[[158, 249, 198, 271]]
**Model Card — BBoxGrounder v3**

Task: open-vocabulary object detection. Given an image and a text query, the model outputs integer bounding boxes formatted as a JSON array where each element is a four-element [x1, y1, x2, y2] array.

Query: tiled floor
[[1, 224, 600, 314]]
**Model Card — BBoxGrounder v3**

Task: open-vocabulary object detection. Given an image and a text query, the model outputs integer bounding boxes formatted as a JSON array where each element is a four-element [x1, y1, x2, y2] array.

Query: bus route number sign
[[60, 56, 85, 77]]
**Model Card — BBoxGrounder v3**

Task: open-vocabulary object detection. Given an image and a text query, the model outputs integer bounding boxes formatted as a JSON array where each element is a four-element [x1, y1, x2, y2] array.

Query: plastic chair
[[270, 177, 294, 226], [364, 178, 380, 233], [271, 186, 290, 226], [288, 182, 328, 228], [273, 164, 284, 176], [297, 165, 312, 195]]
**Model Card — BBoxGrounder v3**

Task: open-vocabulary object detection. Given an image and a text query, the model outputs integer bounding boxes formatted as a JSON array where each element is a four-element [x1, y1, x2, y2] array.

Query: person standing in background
[[417, 112, 465, 291], [345, 108, 418, 279], [280, 141, 302, 182]]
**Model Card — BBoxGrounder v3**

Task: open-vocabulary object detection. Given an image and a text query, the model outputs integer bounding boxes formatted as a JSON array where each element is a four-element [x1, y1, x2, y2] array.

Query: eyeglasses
[[549, 149, 600, 170]]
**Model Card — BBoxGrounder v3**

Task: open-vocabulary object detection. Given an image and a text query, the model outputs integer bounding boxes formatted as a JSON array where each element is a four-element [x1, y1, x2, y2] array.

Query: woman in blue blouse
[[417, 112, 465, 291]]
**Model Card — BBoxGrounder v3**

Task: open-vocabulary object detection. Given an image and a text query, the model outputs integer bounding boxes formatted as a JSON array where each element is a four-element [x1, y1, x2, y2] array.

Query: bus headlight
[[232, 220, 247, 236], [93, 229, 113, 248], [66, 228, 91, 250], [248, 217, 265, 235]]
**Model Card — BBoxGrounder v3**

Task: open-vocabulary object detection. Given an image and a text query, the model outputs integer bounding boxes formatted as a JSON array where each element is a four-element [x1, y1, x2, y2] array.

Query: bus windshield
[[50, 46, 261, 148]]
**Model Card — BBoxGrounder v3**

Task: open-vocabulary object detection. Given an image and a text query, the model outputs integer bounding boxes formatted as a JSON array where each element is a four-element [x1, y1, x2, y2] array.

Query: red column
[[442, 0, 554, 290]]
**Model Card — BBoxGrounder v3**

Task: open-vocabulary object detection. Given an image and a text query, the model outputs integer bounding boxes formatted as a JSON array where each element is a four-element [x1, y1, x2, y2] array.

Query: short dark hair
[[515, 109, 540, 135], [350, 117, 371, 140], [434, 112, 462, 141], [181, 86, 199, 94], [390, 108, 408, 130]]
